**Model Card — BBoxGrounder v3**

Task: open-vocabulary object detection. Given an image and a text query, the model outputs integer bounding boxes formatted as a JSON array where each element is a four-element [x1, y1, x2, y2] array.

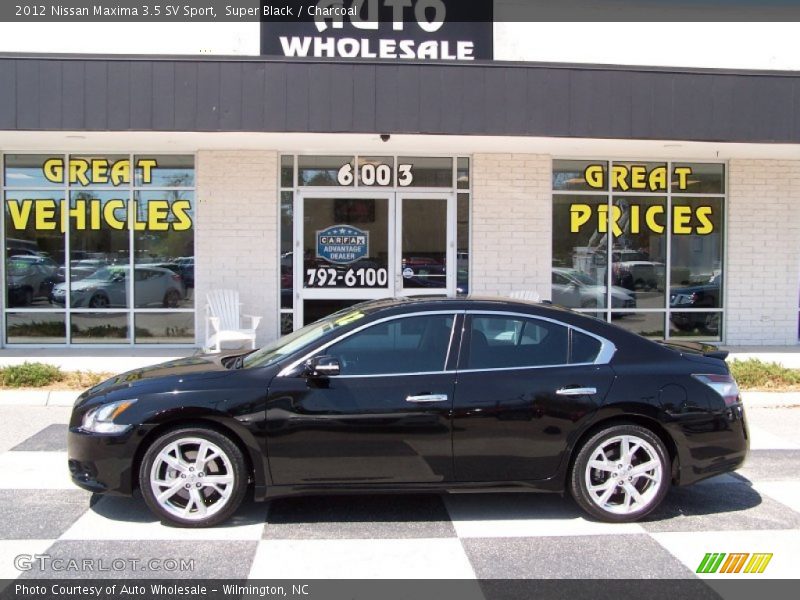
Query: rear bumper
[[672, 404, 749, 486]]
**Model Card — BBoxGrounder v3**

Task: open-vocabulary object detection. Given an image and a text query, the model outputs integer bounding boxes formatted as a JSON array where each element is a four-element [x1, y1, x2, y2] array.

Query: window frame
[[1, 151, 197, 348], [551, 158, 728, 342]]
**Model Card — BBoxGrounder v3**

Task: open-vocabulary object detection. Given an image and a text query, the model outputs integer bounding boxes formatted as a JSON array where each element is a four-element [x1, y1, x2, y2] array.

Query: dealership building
[[0, 11, 799, 350]]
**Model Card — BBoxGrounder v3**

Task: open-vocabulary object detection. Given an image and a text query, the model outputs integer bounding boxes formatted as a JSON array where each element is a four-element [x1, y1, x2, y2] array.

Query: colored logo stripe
[[696, 553, 773, 574], [697, 553, 726, 573], [720, 553, 749, 573], [744, 553, 773, 574]]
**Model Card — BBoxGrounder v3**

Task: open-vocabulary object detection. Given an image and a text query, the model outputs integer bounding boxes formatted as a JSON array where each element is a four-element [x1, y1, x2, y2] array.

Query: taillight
[[692, 373, 741, 406], [172, 274, 181, 282]]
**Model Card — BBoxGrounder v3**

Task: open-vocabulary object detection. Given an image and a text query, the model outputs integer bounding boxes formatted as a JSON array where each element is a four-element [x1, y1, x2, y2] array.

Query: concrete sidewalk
[[0, 347, 197, 373]]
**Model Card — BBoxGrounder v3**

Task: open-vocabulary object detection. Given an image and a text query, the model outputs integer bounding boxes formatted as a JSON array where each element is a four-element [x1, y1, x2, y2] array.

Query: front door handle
[[555, 386, 597, 396], [406, 393, 449, 403]]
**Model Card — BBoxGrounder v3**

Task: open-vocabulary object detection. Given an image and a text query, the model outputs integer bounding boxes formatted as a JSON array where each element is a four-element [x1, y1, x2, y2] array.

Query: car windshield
[[242, 309, 367, 369], [570, 271, 596, 286]]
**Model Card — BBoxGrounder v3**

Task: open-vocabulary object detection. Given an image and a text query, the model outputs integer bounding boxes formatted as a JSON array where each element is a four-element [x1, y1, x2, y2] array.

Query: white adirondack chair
[[204, 290, 262, 353], [508, 290, 541, 302]]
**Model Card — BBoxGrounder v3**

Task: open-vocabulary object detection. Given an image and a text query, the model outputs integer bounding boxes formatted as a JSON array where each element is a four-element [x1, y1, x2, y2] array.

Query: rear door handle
[[406, 394, 449, 403], [555, 387, 597, 396]]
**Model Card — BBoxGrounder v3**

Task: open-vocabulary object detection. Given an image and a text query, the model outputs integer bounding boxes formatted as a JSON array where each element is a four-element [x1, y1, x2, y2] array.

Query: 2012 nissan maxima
[[67, 297, 748, 527]]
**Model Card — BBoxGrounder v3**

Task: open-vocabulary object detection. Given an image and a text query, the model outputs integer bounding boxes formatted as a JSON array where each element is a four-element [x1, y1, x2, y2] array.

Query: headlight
[[80, 399, 137, 434]]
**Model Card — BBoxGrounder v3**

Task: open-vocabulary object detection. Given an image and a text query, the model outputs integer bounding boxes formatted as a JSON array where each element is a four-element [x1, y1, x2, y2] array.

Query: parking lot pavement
[[0, 407, 797, 581]]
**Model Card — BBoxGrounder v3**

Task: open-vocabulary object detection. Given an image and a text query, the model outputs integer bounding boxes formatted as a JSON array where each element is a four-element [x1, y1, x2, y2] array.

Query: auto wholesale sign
[[260, 0, 494, 61]]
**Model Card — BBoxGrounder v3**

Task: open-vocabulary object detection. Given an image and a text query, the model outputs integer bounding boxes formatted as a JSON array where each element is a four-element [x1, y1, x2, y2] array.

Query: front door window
[[325, 313, 455, 375]]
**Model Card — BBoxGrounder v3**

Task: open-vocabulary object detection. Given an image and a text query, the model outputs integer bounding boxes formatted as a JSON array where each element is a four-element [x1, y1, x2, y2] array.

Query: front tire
[[570, 424, 670, 522], [88, 293, 109, 308], [139, 427, 248, 527]]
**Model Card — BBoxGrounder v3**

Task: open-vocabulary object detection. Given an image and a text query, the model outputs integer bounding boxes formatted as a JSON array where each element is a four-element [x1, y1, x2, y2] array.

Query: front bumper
[[67, 425, 151, 496]]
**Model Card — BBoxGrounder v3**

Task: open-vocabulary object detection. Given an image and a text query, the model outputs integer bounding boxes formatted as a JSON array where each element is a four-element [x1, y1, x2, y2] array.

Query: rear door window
[[467, 315, 569, 369]]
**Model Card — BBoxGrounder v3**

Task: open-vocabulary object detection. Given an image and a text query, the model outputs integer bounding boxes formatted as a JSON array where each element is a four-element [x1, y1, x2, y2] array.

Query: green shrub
[[729, 359, 800, 390], [0, 362, 64, 387]]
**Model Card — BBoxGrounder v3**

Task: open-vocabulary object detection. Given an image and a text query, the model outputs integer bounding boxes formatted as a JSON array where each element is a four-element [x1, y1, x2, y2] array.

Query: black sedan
[[67, 297, 748, 527]]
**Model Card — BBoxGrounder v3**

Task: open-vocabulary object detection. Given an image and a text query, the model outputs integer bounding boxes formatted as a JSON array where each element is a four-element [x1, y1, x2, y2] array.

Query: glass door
[[295, 192, 394, 327], [396, 193, 456, 297]]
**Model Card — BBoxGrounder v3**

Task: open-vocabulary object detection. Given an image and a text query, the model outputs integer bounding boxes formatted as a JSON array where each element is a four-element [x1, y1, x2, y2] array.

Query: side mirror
[[304, 355, 341, 378]]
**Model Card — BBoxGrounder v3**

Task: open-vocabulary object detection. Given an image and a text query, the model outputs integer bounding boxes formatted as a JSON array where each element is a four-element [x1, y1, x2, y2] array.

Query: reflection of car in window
[[612, 260, 665, 292], [49, 266, 185, 308], [6, 260, 56, 306], [552, 268, 636, 310], [669, 274, 722, 334]]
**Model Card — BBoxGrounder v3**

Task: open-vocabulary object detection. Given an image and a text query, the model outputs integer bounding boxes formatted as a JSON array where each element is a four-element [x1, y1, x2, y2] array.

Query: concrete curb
[[741, 391, 800, 408], [0, 390, 80, 407], [0, 389, 796, 408]]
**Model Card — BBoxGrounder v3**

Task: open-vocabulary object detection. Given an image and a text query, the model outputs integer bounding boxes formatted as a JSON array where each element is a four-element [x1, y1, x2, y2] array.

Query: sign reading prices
[[261, 0, 493, 61]]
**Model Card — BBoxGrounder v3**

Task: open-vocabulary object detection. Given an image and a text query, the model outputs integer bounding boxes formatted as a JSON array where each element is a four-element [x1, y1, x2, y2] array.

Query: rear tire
[[570, 424, 670, 522], [139, 427, 248, 527]]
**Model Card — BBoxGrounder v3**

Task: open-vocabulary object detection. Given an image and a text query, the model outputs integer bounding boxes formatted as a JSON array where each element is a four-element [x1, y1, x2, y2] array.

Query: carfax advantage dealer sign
[[260, 0, 494, 60]]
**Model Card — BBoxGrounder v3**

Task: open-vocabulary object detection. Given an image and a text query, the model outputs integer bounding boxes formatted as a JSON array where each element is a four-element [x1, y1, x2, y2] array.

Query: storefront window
[[358, 156, 394, 187], [4, 155, 63, 188], [457, 193, 470, 295], [133, 191, 194, 309], [3, 154, 195, 345], [612, 196, 667, 308], [552, 194, 609, 309], [298, 155, 355, 186], [135, 155, 194, 187], [397, 157, 453, 187], [552, 160, 725, 341], [4, 190, 65, 309]]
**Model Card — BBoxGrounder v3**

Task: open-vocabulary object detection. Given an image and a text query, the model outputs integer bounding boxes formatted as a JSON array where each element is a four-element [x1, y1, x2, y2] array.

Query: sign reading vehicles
[[6, 158, 192, 232]]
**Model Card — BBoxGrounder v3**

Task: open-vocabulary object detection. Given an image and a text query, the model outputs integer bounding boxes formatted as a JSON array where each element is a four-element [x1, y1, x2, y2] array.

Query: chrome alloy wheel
[[149, 437, 235, 521], [583, 434, 663, 515]]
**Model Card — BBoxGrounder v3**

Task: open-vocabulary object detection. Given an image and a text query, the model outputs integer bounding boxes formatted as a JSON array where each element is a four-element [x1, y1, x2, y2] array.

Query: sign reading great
[[260, 0, 493, 61], [5, 157, 193, 232], [568, 164, 718, 236]]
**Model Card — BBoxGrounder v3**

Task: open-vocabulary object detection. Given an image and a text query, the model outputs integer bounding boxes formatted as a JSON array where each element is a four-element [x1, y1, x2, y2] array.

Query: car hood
[[77, 353, 239, 402], [581, 285, 634, 300]]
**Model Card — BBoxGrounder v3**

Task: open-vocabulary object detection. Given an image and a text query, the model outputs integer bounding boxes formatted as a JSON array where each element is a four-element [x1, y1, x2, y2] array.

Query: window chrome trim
[[277, 310, 461, 378], [464, 310, 617, 367]]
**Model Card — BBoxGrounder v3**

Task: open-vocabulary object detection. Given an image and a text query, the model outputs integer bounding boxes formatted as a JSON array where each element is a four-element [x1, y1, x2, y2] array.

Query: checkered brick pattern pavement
[[0, 406, 798, 581]]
